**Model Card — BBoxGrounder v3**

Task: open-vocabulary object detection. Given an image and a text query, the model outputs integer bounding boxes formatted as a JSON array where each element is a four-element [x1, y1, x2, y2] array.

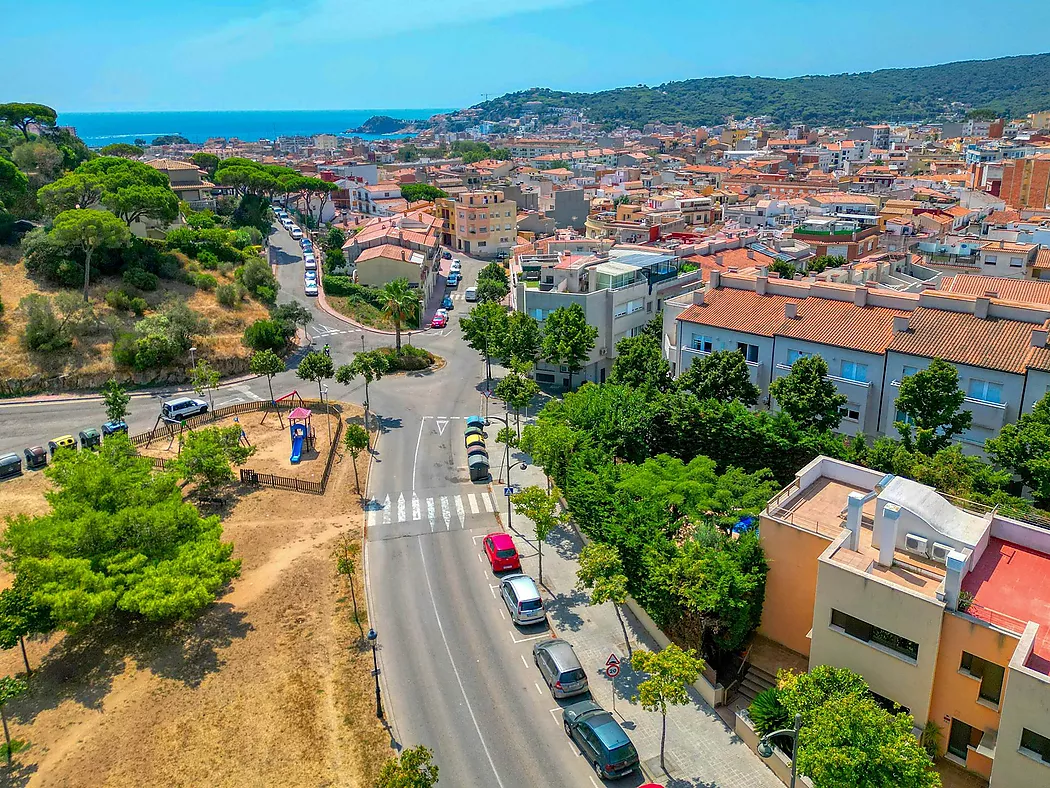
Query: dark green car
[[562, 700, 639, 780]]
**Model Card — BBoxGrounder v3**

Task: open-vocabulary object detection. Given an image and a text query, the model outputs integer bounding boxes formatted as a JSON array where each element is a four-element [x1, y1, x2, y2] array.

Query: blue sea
[[57, 108, 457, 146]]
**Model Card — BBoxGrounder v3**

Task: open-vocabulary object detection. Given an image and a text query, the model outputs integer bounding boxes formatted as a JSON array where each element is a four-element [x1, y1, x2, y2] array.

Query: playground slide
[[290, 434, 304, 464]]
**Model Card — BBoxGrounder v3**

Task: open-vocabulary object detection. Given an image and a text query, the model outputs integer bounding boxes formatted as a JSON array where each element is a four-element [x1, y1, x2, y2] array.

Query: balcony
[[963, 395, 1007, 431]]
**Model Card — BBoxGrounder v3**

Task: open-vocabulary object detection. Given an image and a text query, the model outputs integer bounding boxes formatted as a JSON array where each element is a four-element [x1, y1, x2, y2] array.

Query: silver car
[[500, 574, 545, 625], [534, 638, 589, 698]]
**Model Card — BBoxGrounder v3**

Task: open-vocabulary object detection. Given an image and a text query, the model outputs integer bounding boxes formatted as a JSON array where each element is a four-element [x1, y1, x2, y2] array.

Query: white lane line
[[412, 494, 422, 521], [367, 507, 378, 528], [418, 541, 507, 788], [535, 682, 544, 695], [397, 492, 406, 523], [411, 417, 426, 491], [427, 497, 436, 533], [482, 493, 494, 513], [521, 655, 529, 668], [468, 494, 480, 514], [499, 608, 506, 620], [454, 495, 466, 528], [488, 584, 498, 599], [511, 631, 550, 644], [588, 777, 600, 788], [477, 553, 483, 563], [381, 494, 392, 525], [440, 496, 451, 531]]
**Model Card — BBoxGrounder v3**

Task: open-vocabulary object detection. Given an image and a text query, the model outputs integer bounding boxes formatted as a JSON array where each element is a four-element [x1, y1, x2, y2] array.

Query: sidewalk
[[488, 433, 782, 788]]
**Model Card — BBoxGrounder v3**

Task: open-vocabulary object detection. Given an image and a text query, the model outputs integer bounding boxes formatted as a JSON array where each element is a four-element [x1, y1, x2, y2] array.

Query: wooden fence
[[237, 404, 345, 496]]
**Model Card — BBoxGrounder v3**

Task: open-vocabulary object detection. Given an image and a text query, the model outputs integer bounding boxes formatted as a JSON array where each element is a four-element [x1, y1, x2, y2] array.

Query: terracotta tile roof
[[984, 209, 1022, 225], [677, 288, 799, 338], [888, 307, 1037, 374], [356, 244, 420, 263], [777, 297, 909, 354], [1035, 248, 1050, 270], [146, 158, 198, 171], [1025, 341, 1050, 372], [944, 274, 1050, 305]]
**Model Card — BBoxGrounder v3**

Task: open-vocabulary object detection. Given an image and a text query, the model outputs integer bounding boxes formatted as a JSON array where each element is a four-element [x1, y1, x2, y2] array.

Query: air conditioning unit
[[904, 533, 929, 557], [930, 542, 953, 564]]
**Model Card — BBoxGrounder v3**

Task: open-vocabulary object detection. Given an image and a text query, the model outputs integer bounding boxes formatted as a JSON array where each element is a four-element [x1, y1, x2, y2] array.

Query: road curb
[[0, 373, 262, 407], [316, 286, 401, 337]]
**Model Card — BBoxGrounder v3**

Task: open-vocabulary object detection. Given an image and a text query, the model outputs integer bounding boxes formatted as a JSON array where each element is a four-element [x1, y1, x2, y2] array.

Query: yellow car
[[47, 435, 77, 456]]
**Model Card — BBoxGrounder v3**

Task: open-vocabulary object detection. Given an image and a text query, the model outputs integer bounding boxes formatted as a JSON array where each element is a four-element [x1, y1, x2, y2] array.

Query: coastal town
[[3, 42, 1050, 788]]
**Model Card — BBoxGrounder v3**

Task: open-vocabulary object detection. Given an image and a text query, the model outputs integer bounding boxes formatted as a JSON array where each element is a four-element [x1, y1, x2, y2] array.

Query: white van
[[161, 397, 209, 421], [464, 286, 477, 302]]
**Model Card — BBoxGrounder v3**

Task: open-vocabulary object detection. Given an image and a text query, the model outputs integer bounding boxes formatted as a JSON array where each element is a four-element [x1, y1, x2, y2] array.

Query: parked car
[[304, 257, 317, 271], [500, 574, 545, 625], [464, 286, 477, 302], [23, 446, 47, 469], [431, 312, 447, 328], [441, 295, 454, 310], [291, 227, 303, 240], [47, 435, 77, 457], [305, 281, 319, 297], [442, 251, 453, 259], [101, 420, 128, 437], [563, 700, 640, 779], [483, 532, 520, 572], [534, 639, 589, 698], [304, 272, 317, 287], [303, 252, 316, 263], [450, 260, 462, 272], [161, 397, 208, 420], [447, 271, 461, 287], [0, 452, 22, 480]]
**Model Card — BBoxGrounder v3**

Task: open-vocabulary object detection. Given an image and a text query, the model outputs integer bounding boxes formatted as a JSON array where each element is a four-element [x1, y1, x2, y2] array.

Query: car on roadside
[[431, 312, 447, 329], [291, 227, 303, 240], [500, 573, 545, 625], [442, 250, 453, 259], [464, 286, 477, 302], [447, 271, 461, 287], [441, 295, 454, 310], [563, 700, 640, 780], [304, 257, 317, 271], [450, 259, 462, 273], [162, 397, 209, 420], [304, 271, 317, 286], [101, 420, 128, 437], [534, 638, 589, 699], [304, 252, 316, 264], [482, 532, 520, 572], [305, 281, 319, 297]]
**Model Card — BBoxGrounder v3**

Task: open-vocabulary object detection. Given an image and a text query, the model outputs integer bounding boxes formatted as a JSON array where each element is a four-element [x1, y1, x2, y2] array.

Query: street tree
[[343, 423, 370, 495], [677, 349, 760, 406], [335, 350, 389, 434], [0, 102, 57, 140], [174, 425, 255, 496], [37, 172, 105, 217], [459, 299, 509, 384], [0, 581, 53, 676], [501, 310, 542, 367], [310, 180, 338, 226], [376, 744, 439, 788], [191, 359, 221, 412], [249, 349, 284, 407], [519, 420, 581, 492], [189, 152, 220, 177], [297, 350, 335, 404], [630, 644, 705, 771], [380, 277, 418, 352], [101, 378, 131, 424], [540, 303, 597, 390], [50, 209, 131, 301], [510, 485, 565, 586], [476, 262, 510, 303], [576, 542, 632, 657], [494, 371, 540, 437], [987, 391, 1050, 504], [609, 334, 671, 391], [99, 143, 143, 158], [333, 533, 364, 637], [895, 358, 972, 454], [769, 355, 846, 432], [0, 676, 27, 766], [103, 182, 180, 227], [271, 301, 312, 337]]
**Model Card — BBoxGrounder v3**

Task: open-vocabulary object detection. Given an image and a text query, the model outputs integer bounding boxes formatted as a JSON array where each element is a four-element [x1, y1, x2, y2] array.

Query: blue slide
[[290, 424, 307, 463]]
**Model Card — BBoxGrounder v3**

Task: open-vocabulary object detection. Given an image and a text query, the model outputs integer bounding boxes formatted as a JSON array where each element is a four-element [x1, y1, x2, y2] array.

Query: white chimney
[[756, 275, 768, 295], [944, 550, 967, 610], [975, 296, 991, 320], [892, 315, 910, 333], [854, 287, 868, 307], [876, 503, 901, 568], [716, 254, 724, 265], [784, 302, 798, 319], [692, 289, 705, 306], [845, 491, 864, 551], [709, 270, 721, 289]]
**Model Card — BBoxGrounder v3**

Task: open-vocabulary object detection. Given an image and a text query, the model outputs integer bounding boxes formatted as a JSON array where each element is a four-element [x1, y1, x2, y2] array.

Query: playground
[[138, 397, 343, 484]]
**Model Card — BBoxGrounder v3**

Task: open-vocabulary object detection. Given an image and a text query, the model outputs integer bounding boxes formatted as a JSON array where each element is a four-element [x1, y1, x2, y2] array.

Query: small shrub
[[749, 687, 789, 736], [255, 285, 276, 304], [198, 250, 219, 270], [376, 345, 434, 371], [242, 318, 289, 352], [112, 332, 139, 368], [105, 289, 132, 312], [216, 283, 240, 307], [156, 252, 182, 280], [123, 266, 159, 291], [194, 273, 218, 291], [20, 294, 72, 352], [129, 297, 148, 316], [218, 261, 234, 277]]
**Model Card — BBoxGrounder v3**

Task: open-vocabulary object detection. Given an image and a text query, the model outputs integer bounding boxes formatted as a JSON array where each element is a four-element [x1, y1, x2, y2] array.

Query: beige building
[[340, 208, 443, 303], [146, 158, 214, 210], [435, 190, 517, 258]]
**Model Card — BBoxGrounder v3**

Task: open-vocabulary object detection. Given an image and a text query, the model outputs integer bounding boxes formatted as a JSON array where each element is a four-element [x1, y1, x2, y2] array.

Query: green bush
[[322, 275, 385, 308], [105, 289, 133, 312], [242, 318, 290, 351], [20, 294, 72, 352], [216, 283, 241, 307], [218, 261, 234, 277], [236, 257, 278, 301], [749, 687, 789, 735], [375, 345, 434, 371], [129, 297, 148, 316], [198, 250, 219, 270], [255, 285, 276, 304], [123, 266, 159, 291], [194, 273, 218, 291], [112, 332, 139, 367]]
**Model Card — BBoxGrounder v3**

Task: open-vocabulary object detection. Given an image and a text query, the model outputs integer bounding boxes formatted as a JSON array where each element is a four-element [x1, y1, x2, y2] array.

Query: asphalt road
[[1, 225, 623, 786]]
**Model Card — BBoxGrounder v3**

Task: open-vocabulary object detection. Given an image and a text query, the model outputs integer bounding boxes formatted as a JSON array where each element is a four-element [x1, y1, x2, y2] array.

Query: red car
[[431, 312, 448, 328], [483, 532, 521, 572]]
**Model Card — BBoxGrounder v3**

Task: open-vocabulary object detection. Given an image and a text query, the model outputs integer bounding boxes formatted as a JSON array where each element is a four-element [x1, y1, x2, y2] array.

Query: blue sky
[[7, 0, 1050, 112]]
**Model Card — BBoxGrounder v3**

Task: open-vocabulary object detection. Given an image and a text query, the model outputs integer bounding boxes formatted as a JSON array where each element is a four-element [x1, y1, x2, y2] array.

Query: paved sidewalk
[[488, 433, 782, 788]]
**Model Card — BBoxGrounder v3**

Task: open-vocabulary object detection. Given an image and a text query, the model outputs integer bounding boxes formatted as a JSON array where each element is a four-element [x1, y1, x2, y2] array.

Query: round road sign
[[606, 664, 620, 678]]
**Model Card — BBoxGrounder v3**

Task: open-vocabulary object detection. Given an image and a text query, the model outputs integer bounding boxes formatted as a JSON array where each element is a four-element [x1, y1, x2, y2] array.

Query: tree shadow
[[376, 415, 402, 434], [0, 758, 39, 788], [545, 587, 588, 632]]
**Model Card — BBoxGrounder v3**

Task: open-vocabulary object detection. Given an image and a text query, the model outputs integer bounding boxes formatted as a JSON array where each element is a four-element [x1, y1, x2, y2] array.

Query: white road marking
[[412, 494, 422, 521], [488, 584, 499, 599], [418, 541, 507, 788], [521, 655, 529, 668], [427, 497, 436, 533], [441, 496, 451, 530], [454, 495, 466, 527], [499, 608, 506, 620], [397, 492, 406, 523], [412, 418, 426, 491], [482, 493, 494, 513], [367, 506, 378, 528], [511, 631, 550, 644], [468, 494, 480, 514], [436, 418, 449, 436], [477, 553, 483, 563], [381, 494, 391, 525], [535, 682, 544, 695]]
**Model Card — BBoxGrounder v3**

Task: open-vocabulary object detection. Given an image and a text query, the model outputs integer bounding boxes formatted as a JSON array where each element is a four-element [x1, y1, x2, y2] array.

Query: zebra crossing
[[366, 489, 498, 531]]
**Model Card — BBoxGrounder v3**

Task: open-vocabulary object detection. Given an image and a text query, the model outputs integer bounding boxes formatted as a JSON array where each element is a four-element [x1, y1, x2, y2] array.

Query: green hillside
[[472, 53, 1050, 127]]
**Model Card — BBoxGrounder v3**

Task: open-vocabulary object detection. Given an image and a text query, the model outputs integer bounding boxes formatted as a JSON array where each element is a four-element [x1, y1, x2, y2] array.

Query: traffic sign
[[606, 654, 620, 668], [504, 485, 521, 497], [606, 663, 620, 678]]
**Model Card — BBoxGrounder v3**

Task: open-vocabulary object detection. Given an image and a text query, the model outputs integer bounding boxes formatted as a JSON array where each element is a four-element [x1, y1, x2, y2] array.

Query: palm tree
[[381, 277, 418, 353]]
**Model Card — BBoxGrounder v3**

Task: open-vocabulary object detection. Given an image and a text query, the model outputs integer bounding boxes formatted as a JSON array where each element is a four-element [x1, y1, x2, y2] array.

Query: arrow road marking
[[412, 494, 422, 521], [381, 494, 392, 525], [468, 494, 480, 514], [440, 496, 452, 530], [455, 495, 466, 527], [397, 493, 406, 523], [427, 497, 436, 532]]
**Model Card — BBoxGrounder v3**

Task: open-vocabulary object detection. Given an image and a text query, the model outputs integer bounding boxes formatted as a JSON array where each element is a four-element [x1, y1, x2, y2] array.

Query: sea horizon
[[57, 108, 459, 146]]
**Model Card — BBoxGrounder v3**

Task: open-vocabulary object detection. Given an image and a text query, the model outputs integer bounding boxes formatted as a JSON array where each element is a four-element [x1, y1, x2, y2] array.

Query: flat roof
[[963, 537, 1050, 669], [594, 261, 639, 277]]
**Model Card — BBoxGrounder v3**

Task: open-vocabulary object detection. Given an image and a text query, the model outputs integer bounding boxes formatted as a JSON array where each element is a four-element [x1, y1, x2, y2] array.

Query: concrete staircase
[[734, 663, 777, 709]]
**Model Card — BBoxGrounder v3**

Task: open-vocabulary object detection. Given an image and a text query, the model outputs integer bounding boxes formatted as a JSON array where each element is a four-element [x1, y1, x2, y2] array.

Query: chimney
[[747, 249, 756, 260], [692, 289, 705, 306], [1032, 328, 1048, 349], [975, 296, 991, 320], [892, 315, 910, 333], [853, 286, 868, 307], [709, 270, 721, 289], [876, 503, 901, 568], [784, 302, 798, 319], [756, 275, 768, 295], [715, 254, 724, 265], [944, 550, 967, 610], [759, 264, 769, 276], [845, 491, 864, 551]]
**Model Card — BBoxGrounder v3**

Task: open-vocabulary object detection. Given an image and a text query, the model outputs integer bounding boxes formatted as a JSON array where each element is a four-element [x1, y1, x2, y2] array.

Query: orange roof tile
[[777, 298, 909, 354], [677, 288, 798, 338], [888, 308, 1037, 374], [944, 274, 1050, 305]]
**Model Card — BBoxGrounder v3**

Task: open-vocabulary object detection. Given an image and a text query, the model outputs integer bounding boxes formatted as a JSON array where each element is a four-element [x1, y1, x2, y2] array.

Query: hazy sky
[[7, 0, 1050, 112]]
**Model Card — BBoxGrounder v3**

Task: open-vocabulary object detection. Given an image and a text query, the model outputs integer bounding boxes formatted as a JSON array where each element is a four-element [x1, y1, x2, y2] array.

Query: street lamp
[[486, 413, 528, 532], [189, 346, 197, 370], [757, 713, 802, 788], [367, 628, 383, 719], [322, 385, 332, 446]]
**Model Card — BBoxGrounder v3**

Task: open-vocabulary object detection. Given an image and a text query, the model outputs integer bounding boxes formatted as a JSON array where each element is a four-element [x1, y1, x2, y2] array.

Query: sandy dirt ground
[[0, 405, 391, 788], [138, 409, 342, 484]]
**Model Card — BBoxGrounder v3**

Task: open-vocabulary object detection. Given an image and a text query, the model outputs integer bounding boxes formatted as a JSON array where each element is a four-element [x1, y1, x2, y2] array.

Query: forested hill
[[471, 53, 1050, 127]]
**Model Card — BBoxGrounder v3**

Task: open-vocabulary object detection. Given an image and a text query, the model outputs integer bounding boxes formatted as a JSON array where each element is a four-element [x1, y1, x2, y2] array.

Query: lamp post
[[757, 713, 802, 788], [189, 346, 197, 371], [322, 385, 332, 446], [486, 413, 527, 533], [367, 628, 383, 719]]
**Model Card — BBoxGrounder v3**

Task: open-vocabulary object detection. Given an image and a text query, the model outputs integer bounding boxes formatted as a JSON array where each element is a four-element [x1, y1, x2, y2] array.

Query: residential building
[[146, 158, 215, 210], [1000, 156, 1050, 211], [340, 208, 442, 303], [758, 454, 1050, 786], [351, 181, 406, 216], [788, 218, 881, 260], [435, 189, 518, 258]]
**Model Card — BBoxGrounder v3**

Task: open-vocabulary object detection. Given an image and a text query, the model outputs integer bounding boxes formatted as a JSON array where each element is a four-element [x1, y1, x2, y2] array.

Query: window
[[787, 349, 810, 366], [902, 365, 918, 378], [985, 254, 998, 265], [1020, 728, 1050, 764], [968, 379, 1003, 404], [948, 718, 982, 760], [691, 334, 714, 353], [830, 609, 919, 661], [737, 342, 760, 363], [1010, 256, 1024, 268], [840, 407, 861, 422], [960, 652, 1005, 705], [478, 241, 487, 247], [840, 360, 869, 382]]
